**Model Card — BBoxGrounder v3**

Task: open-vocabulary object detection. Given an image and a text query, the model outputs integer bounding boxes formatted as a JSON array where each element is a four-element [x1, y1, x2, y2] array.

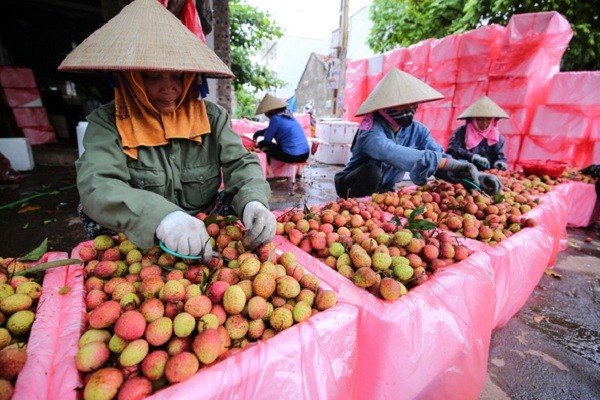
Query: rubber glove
[[493, 160, 508, 171], [471, 154, 491, 170], [156, 211, 213, 262], [442, 158, 479, 183], [242, 201, 276, 250], [477, 173, 503, 195]]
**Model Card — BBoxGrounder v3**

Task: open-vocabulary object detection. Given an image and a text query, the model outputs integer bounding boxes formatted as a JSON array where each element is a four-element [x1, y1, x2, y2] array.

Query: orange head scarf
[[114, 71, 211, 159]]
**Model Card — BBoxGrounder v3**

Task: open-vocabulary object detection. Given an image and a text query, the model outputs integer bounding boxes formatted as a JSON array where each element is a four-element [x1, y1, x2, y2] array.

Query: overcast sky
[[243, 0, 373, 39]]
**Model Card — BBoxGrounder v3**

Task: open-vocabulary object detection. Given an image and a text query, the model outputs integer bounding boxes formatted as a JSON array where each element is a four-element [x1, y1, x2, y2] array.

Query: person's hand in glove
[[471, 154, 491, 170], [477, 173, 503, 195], [242, 201, 276, 250], [156, 211, 214, 262], [493, 160, 508, 171], [440, 158, 479, 183]]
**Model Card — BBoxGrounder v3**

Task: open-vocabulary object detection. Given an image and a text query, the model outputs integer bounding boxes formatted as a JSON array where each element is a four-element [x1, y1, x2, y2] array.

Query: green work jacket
[[76, 100, 270, 249]]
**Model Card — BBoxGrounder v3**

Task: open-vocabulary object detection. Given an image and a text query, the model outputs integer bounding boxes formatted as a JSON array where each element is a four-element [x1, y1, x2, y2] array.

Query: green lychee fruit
[[0, 328, 11, 350], [393, 264, 414, 281], [108, 334, 129, 353], [75, 341, 110, 372], [0, 293, 32, 314], [119, 339, 149, 367], [15, 281, 42, 300], [292, 300, 312, 323], [83, 367, 123, 400], [371, 253, 392, 271], [329, 242, 345, 258], [222, 285, 246, 314], [276, 275, 301, 299], [0, 284, 14, 300], [6, 310, 35, 336], [197, 314, 219, 332], [173, 312, 196, 338], [393, 229, 413, 247], [269, 307, 293, 331], [93, 235, 115, 251]]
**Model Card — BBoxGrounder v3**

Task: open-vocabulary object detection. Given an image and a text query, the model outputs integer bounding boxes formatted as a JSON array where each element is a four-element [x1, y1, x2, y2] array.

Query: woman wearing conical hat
[[447, 96, 510, 171], [252, 94, 310, 165], [334, 68, 503, 198], [60, 0, 275, 260]]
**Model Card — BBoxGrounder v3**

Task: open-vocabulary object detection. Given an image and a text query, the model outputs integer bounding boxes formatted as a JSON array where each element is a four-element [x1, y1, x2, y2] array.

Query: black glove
[[471, 154, 491, 170], [253, 129, 266, 142], [477, 173, 503, 195], [581, 164, 600, 178], [444, 159, 479, 183]]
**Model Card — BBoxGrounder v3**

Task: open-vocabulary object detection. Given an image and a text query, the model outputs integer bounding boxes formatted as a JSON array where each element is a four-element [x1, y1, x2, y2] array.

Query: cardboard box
[[314, 141, 351, 165], [0, 137, 35, 171], [315, 120, 359, 144]]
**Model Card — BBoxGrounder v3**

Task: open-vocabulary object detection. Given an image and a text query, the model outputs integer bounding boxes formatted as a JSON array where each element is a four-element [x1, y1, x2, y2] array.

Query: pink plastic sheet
[[462, 226, 552, 329], [60, 242, 359, 400], [13, 252, 85, 400], [555, 181, 598, 227], [231, 118, 267, 135], [530, 106, 590, 140], [273, 237, 495, 400], [489, 12, 572, 79], [148, 302, 358, 400], [547, 72, 600, 106]]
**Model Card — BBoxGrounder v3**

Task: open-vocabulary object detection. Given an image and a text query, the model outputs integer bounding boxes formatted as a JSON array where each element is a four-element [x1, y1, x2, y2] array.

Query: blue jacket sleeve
[[447, 125, 474, 162]]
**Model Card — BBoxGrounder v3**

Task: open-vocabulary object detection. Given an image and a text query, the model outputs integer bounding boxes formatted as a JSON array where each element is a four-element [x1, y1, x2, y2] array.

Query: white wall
[[347, 6, 375, 60]]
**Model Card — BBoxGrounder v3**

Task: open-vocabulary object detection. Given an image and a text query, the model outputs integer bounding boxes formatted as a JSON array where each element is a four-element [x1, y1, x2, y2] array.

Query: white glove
[[477, 173, 503, 195], [242, 201, 276, 250], [471, 154, 491, 170], [494, 160, 508, 171], [156, 211, 213, 262], [443, 159, 479, 183]]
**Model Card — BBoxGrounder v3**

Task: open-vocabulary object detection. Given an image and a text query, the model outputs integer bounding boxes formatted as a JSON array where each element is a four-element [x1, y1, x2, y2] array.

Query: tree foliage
[[230, 0, 285, 117], [368, 0, 599, 71]]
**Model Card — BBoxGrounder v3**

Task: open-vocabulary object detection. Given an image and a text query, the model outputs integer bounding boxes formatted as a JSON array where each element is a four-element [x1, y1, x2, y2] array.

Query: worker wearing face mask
[[334, 68, 503, 198]]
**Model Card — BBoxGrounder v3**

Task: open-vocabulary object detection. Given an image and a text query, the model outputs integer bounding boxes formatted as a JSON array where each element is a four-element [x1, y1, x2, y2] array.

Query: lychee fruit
[[83, 367, 123, 400]]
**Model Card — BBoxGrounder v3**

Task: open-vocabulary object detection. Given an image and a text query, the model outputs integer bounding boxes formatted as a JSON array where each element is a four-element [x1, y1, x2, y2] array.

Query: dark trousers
[[335, 163, 384, 198], [257, 141, 309, 164]]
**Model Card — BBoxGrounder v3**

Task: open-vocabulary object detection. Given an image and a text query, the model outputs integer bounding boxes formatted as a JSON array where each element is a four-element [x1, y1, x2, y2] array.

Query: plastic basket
[[521, 159, 568, 178]]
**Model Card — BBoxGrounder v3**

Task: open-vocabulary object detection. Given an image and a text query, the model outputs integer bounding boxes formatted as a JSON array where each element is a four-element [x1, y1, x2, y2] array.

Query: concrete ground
[[1, 141, 599, 399]]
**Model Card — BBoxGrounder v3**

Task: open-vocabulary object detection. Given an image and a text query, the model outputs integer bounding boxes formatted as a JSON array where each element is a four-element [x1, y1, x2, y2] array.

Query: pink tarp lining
[[13, 252, 85, 400], [15, 180, 594, 399], [343, 12, 600, 167], [274, 236, 495, 400]]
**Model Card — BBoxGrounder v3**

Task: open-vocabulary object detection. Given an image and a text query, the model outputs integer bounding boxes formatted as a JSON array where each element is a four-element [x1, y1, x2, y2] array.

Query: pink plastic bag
[[273, 236, 495, 400], [13, 252, 85, 400]]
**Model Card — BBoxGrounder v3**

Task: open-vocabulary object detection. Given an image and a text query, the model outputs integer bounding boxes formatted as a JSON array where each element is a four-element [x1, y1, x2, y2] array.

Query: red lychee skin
[[0, 346, 27, 380], [164, 352, 199, 384], [79, 245, 98, 263], [184, 295, 212, 318], [205, 281, 230, 304], [141, 350, 169, 381], [139, 298, 165, 323], [114, 310, 147, 341], [192, 328, 221, 364], [88, 300, 122, 329], [453, 245, 470, 262], [421, 244, 440, 262], [83, 368, 123, 400], [117, 376, 153, 400]]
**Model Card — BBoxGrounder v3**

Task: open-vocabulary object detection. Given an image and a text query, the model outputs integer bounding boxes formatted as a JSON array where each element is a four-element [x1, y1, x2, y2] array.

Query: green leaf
[[408, 220, 437, 231], [224, 215, 239, 224], [493, 194, 504, 204], [390, 216, 403, 226], [14, 258, 83, 276], [19, 239, 48, 261]]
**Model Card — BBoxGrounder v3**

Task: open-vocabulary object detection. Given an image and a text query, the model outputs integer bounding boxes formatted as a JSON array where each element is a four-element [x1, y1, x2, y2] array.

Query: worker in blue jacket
[[335, 68, 502, 198], [447, 96, 509, 171], [253, 94, 310, 164]]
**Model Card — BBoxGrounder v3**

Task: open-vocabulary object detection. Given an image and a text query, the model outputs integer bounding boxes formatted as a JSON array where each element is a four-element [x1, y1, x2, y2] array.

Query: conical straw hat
[[355, 68, 444, 116], [255, 94, 287, 116], [58, 0, 233, 78], [457, 96, 509, 119]]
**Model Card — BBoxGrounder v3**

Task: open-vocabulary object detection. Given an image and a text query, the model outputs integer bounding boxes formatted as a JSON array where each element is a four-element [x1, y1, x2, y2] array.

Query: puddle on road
[[521, 307, 600, 365]]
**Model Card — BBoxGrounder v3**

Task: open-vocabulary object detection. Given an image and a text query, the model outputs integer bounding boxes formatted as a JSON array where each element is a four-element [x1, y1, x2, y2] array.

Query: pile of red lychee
[[276, 198, 474, 301], [76, 224, 337, 399]]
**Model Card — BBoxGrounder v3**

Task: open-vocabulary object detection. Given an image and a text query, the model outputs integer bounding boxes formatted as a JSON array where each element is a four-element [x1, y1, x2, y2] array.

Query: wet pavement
[[1, 141, 599, 399]]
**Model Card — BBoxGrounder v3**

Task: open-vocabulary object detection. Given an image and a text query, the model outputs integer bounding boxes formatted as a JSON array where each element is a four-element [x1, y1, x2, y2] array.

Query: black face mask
[[385, 106, 417, 128]]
